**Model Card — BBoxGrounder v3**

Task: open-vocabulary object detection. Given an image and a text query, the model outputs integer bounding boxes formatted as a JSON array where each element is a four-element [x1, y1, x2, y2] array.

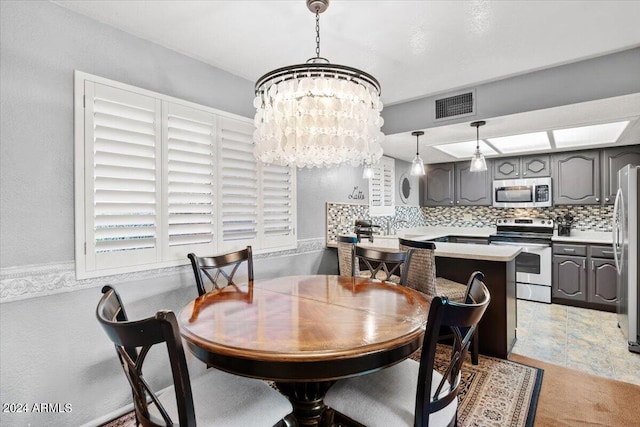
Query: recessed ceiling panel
[[432, 140, 498, 158], [553, 121, 630, 148], [487, 132, 550, 153]]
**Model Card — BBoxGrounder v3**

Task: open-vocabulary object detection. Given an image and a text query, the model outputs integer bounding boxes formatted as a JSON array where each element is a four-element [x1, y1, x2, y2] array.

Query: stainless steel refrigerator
[[613, 164, 640, 353]]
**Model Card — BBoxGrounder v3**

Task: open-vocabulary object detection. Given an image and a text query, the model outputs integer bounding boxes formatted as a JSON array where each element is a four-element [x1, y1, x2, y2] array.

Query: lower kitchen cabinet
[[552, 255, 587, 301], [552, 243, 617, 311], [589, 258, 617, 305]]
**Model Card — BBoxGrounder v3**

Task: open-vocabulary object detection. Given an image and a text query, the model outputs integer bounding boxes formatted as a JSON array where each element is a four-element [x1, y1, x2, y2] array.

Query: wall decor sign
[[348, 186, 365, 200]]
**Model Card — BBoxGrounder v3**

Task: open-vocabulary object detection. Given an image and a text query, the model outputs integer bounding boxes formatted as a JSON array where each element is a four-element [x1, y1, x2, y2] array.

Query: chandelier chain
[[315, 10, 321, 58]]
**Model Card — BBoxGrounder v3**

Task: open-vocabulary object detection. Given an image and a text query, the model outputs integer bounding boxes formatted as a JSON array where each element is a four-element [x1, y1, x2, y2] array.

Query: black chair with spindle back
[[325, 282, 491, 427], [95, 285, 295, 427], [188, 246, 254, 296]]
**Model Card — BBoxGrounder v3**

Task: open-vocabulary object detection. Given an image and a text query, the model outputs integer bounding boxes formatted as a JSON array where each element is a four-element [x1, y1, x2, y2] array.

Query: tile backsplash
[[326, 203, 613, 245]]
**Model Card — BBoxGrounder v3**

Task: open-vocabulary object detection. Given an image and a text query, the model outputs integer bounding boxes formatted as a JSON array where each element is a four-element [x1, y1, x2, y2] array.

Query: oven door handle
[[490, 241, 550, 248]]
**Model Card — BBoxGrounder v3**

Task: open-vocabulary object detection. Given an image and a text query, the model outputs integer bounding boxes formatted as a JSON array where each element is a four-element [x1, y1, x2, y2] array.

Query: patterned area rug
[[414, 344, 542, 427], [101, 345, 542, 427]]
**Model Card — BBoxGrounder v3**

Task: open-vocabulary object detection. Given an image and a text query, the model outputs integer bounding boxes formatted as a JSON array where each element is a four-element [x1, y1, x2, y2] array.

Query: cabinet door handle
[[523, 172, 527, 176], [592, 260, 595, 271], [564, 248, 575, 252], [457, 201, 460, 204], [596, 198, 600, 202], [583, 259, 586, 269], [450, 200, 454, 204], [605, 197, 610, 202]]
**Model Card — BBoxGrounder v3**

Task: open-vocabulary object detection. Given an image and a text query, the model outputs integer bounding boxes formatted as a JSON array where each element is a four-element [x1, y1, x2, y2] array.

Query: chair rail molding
[[0, 238, 326, 303]]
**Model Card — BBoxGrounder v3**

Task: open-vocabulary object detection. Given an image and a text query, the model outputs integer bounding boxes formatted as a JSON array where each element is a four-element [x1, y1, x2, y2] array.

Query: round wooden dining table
[[178, 274, 430, 427]]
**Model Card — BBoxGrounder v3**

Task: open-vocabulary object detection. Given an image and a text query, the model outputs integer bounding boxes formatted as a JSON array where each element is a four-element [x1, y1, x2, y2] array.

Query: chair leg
[[471, 329, 479, 365]]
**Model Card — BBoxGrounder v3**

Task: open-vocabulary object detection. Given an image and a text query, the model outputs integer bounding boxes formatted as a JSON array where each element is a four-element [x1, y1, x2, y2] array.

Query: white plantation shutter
[[218, 117, 259, 251], [76, 73, 297, 279], [369, 156, 395, 216], [260, 163, 296, 249], [163, 102, 217, 258], [85, 82, 162, 271]]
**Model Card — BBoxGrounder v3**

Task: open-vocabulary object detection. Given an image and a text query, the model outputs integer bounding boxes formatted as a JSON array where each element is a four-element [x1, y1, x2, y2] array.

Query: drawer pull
[[563, 248, 575, 252], [601, 250, 613, 255]]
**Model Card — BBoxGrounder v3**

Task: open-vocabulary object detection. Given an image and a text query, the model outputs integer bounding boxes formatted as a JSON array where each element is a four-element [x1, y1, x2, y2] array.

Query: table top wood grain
[[179, 274, 429, 367]]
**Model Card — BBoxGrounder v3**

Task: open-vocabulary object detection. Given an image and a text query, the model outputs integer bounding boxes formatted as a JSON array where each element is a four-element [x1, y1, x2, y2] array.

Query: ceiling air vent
[[435, 90, 475, 121]]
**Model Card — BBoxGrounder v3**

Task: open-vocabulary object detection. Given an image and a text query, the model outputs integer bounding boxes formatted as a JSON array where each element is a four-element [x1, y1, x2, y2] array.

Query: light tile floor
[[511, 299, 640, 386]]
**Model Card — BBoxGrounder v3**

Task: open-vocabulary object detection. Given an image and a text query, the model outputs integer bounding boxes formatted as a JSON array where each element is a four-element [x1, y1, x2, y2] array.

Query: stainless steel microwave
[[492, 177, 552, 208]]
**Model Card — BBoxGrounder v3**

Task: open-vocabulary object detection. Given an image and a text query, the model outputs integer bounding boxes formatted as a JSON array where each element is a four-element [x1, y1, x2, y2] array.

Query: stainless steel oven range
[[490, 218, 554, 303]]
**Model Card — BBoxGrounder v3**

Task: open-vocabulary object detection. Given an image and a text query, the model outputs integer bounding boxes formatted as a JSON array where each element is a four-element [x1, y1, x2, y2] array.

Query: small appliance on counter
[[556, 214, 574, 236], [354, 220, 380, 243]]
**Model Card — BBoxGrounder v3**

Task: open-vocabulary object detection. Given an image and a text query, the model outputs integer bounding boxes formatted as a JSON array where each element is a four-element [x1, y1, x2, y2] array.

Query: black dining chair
[[352, 245, 409, 283], [95, 285, 295, 427], [324, 282, 491, 427], [188, 246, 253, 296]]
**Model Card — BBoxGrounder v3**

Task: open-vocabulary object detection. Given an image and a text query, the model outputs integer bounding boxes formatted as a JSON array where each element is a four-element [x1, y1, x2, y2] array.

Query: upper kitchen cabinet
[[602, 145, 640, 204], [552, 151, 601, 204], [493, 155, 551, 179], [455, 161, 492, 205], [422, 161, 491, 206], [422, 163, 454, 206]]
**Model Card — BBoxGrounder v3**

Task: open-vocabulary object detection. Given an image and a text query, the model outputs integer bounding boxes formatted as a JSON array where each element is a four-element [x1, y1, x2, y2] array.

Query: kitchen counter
[[397, 226, 496, 241], [551, 230, 612, 244], [337, 228, 518, 359], [358, 238, 520, 262]]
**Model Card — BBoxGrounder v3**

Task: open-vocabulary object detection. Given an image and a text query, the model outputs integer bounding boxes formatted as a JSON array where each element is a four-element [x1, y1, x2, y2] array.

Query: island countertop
[[357, 237, 521, 262]]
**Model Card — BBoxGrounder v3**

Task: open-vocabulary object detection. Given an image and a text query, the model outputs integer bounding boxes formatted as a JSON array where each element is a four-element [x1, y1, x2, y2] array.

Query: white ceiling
[[53, 0, 640, 162]]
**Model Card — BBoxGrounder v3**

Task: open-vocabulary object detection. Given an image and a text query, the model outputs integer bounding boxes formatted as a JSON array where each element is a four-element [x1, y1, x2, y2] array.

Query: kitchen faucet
[[386, 217, 408, 236]]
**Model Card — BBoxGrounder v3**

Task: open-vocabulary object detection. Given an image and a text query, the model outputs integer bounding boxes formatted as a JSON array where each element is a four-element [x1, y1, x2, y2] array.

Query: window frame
[[74, 71, 297, 279]]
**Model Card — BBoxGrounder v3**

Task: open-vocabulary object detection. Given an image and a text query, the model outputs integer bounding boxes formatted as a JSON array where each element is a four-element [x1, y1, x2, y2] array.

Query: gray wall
[[0, 1, 637, 425], [382, 47, 640, 135], [0, 1, 347, 425]]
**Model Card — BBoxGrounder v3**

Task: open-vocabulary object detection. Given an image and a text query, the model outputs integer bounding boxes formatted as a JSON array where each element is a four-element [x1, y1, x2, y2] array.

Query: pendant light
[[410, 131, 426, 176], [253, 0, 384, 168], [469, 121, 487, 172], [362, 162, 375, 179]]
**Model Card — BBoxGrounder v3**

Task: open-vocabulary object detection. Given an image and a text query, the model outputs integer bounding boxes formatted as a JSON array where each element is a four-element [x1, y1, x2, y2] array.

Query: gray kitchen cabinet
[[552, 243, 617, 310], [493, 154, 550, 179], [552, 150, 601, 204], [422, 163, 454, 206], [588, 258, 617, 305], [587, 244, 617, 307], [602, 145, 640, 204], [455, 160, 492, 206], [552, 254, 587, 302]]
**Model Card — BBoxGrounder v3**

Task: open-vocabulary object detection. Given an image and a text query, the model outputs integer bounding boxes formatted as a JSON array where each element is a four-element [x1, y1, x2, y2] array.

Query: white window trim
[[74, 71, 296, 279]]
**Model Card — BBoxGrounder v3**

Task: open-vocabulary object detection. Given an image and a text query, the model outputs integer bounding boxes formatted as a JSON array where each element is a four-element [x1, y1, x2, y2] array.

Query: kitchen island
[[357, 235, 520, 359]]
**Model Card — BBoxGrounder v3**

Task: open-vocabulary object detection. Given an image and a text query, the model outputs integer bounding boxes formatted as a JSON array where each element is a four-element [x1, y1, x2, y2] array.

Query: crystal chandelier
[[469, 120, 488, 172], [253, 0, 384, 168], [410, 131, 426, 176]]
